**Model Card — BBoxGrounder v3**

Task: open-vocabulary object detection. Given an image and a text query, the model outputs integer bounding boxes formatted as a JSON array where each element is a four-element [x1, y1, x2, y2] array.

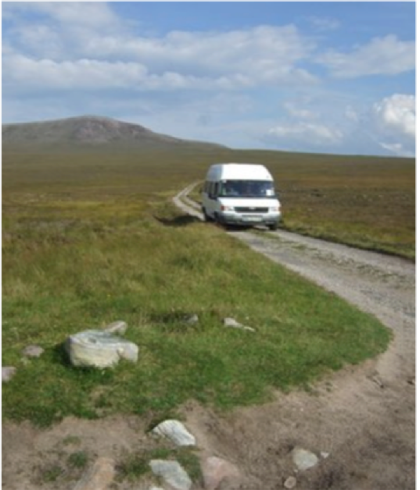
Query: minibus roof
[[206, 163, 273, 181]]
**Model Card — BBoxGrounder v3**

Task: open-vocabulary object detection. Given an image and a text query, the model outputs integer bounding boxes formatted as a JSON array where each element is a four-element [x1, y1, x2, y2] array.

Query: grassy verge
[[3, 186, 391, 427]]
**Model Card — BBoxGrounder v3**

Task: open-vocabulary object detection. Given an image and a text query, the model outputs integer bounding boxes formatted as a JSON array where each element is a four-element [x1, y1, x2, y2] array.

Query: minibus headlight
[[270, 206, 280, 212], [221, 205, 235, 212]]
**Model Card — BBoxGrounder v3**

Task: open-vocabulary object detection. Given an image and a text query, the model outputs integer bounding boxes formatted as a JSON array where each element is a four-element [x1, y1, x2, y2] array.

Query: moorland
[[4, 140, 414, 425], [2, 116, 414, 425]]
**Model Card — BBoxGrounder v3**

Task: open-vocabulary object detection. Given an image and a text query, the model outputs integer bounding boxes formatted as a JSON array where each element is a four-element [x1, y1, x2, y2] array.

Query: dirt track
[[2, 185, 415, 490], [173, 184, 416, 489]]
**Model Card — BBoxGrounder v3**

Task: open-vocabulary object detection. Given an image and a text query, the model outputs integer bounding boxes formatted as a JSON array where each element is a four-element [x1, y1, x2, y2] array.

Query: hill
[[2, 115, 226, 152]]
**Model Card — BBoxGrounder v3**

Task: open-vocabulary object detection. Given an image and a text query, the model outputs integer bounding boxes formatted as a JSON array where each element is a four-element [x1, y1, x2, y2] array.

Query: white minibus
[[201, 163, 281, 230]]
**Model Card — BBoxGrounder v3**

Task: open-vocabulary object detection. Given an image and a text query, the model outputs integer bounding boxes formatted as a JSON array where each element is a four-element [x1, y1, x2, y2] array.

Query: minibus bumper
[[218, 212, 281, 227]]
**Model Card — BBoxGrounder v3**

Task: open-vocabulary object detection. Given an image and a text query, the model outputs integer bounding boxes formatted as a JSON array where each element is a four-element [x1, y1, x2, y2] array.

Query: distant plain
[[4, 145, 414, 258]]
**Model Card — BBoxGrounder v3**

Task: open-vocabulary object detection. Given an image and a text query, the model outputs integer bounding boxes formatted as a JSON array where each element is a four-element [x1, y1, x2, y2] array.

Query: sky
[[2, 1, 416, 156]]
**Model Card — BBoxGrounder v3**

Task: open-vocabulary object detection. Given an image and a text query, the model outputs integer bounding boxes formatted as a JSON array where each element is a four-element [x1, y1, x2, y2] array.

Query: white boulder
[[149, 460, 192, 490], [152, 420, 196, 446], [65, 329, 138, 368]]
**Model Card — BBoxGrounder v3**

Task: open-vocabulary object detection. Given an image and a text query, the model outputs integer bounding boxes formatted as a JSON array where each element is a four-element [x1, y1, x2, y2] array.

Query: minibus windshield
[[219, 180, 276, 198]]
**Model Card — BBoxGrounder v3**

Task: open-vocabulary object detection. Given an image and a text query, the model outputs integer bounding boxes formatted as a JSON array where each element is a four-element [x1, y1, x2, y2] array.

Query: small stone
[[292, 448, 319, 471], [223, 318, 242, 328], [223, 318, 255, 332], [242, 326, 256, 332], [2, 367, 16, 383], [185, 314, 199, 324], [321, 451, 330, 459], [284, 476, 297, 489], [152, 420, 196, 446], [149, 460, 192, 490], [104, 321, 128, 335], [22, 345, 44, 358]]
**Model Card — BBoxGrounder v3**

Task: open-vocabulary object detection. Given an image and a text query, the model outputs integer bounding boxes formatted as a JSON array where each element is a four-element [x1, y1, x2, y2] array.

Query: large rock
[[152, 420, 196, 446], [149, 460, 192, 490], [65, 330, 138, 368]]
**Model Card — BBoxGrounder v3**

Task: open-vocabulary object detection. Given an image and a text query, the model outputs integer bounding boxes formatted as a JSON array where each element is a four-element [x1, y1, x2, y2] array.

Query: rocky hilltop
[[2, 115, 226, 151]]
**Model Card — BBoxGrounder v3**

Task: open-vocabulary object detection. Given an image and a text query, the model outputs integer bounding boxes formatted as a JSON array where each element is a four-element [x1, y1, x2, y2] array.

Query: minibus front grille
[[234, 207, 269, 213]]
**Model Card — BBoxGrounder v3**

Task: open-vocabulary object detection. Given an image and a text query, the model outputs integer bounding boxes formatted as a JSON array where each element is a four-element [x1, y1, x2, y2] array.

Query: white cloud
[[317, 35, 415, 78], [3, 4, 318, 91], [4, 2, 122, 30], [371, 94, 415, 156], [378, 142, 407, 156], [267, 122, 343, 147], [81, 25, 319, 87], [263, 93, 415, 156], [283, 102, 315, 119], [14, 23, 60, 51], [3, 52, 275, 92], [3, 2, 126, 61], [373, 94, 415, 138], [3, 54, 150, 89]]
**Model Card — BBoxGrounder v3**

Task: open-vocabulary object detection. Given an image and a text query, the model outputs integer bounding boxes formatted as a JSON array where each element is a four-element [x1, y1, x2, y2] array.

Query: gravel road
[[174, 184, 416, 489]]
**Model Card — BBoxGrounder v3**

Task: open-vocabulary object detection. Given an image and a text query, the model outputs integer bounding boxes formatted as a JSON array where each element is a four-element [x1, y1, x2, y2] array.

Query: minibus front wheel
[[214, 213, 227, 228]]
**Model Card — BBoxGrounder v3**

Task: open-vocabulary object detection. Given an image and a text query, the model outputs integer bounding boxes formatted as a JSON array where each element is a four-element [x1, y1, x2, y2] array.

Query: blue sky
[[2, 1, 416, 156]]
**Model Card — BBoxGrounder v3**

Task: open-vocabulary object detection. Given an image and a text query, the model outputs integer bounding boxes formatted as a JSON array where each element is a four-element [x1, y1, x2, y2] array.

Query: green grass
[[2, 146, 401, 427], [67, 451, 89, 470], [33, 448, 89, 486], [3, 202, 391, 427]]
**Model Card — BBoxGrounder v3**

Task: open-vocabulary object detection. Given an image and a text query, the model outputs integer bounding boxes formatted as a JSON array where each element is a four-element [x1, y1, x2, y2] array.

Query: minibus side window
[[205, 182, 213, 195], [208, 182, 216, 198], [208, 182, 221, 199]]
